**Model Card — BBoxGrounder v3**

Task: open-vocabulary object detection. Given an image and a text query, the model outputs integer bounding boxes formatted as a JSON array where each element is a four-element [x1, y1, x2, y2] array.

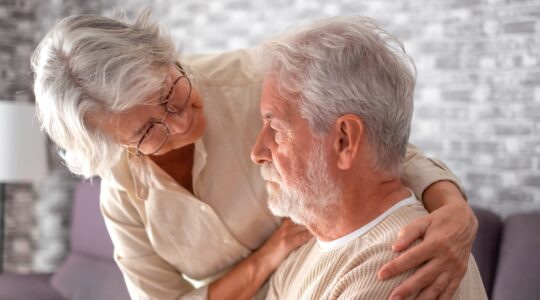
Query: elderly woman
[[32, 11, 478, 300]]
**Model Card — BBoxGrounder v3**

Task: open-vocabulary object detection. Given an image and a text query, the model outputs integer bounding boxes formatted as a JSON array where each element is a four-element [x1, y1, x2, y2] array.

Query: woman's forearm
[[422, 180, 467, 212], [208, 218, 311, 300], [208, 247, 275, 300]]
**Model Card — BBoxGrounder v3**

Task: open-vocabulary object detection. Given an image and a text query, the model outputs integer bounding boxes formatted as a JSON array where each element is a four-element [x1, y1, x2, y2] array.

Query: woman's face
[[94, 65, 206, 156]]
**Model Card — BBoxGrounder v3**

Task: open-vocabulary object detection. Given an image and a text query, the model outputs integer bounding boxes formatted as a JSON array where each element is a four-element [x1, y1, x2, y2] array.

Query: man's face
[[251, 79, 341, 225]]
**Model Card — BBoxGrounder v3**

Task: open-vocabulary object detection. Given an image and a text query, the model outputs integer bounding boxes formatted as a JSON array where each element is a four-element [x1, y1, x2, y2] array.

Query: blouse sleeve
[[99, 180, 209, 300], [401, 144, 467, 202]]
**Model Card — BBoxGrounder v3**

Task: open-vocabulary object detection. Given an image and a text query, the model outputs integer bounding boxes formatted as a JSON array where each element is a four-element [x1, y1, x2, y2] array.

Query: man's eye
[[273, 129, 284, 144]]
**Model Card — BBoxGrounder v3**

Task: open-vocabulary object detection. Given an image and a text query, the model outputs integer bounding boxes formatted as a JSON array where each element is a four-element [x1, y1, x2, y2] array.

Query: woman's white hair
[[31, 9, 177, 178], [259, 16, 416, 172]]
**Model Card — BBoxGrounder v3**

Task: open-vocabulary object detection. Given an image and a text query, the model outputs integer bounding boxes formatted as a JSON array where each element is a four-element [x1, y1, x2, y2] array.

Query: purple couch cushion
[[0, 273, 64, 300], [50, 179, 130, 300], [70, 178, 115, 259], [492, 213, 540, 300], [50, 253, 130, 300], [471, 206, 502, 298]]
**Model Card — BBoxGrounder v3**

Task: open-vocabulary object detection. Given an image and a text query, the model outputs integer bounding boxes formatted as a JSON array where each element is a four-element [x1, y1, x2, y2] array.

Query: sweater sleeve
[[100, 180, 208, 300], [402, 144, 467, 202], [331, 243, 417, 300]]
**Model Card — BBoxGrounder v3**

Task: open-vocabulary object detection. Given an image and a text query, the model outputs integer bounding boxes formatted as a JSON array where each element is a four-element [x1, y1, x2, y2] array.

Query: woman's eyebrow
[[127, 123, 147, 142], [128, 119, 155, 142]]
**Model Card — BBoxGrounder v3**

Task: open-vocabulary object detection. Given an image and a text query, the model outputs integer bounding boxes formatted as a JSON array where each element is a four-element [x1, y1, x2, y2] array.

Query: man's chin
[[268, 201, 289, 218], [267, 195, 299, 222], [268, 202, 305, 225], [265, 184, 311, 224]]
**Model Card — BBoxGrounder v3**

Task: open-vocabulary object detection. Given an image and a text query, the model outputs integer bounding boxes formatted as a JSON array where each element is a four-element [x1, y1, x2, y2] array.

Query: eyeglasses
[[127, 64, 193, 157]]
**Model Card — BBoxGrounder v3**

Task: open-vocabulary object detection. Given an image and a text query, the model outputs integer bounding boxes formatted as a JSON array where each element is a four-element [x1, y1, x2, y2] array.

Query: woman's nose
[[165, 106, 192, 135]]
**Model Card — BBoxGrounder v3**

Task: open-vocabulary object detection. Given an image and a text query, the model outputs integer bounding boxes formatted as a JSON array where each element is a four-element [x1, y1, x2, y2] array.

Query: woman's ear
[[333, 114, 364, 170]]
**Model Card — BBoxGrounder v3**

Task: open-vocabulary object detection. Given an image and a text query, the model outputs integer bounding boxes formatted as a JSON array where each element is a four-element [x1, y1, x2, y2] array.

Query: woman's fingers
[[290, 230, 313, 248], [281, 219, 311, 247], [381, 202, 475, 300], [386, 258, 439, 299], [391, 215, 431, 252], [437, 275, 462, 300], [379, 240, 434, 280], [414, 271, 451, 300]]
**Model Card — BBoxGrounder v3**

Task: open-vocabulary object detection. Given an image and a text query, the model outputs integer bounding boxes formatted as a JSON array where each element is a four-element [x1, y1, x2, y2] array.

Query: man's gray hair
[[31, 9, 177, 178], [259, 16, 416, 172]]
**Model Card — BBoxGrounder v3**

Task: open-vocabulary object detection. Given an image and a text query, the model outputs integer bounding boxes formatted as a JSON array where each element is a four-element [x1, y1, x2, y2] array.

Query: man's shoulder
[[267, 204, 430, 299], [324, 204, 428, 299], [181, 49, 263, 86], [274, 238, 319, 278], [364, 201, 428, 246], [328, 203, 429, 284]]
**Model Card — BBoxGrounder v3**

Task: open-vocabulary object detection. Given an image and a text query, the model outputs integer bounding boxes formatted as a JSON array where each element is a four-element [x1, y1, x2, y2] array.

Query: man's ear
[[333, 114, 364, 170]]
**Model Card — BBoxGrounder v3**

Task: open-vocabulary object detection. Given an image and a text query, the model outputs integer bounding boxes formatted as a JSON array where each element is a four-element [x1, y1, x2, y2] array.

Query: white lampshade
[[0, 101, 48, 183]]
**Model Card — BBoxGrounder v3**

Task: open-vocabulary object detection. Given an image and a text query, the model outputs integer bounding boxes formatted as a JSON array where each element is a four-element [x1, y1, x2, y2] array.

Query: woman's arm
[[100, 181, 206, 299], [208, 219, 311, 300], [378, 145, 477, 300]]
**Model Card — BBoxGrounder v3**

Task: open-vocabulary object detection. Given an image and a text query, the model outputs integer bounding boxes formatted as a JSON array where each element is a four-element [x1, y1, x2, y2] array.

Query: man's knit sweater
[[265, 196, 487, 300]]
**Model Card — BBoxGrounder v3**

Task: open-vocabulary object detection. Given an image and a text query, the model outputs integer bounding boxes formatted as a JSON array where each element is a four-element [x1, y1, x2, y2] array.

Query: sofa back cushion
[[471, 206, 503, 298], [50, 179, 130, 300], [492, 213, 540, 300], [69, 178, 114, 258], [51, 253, 129, 300]]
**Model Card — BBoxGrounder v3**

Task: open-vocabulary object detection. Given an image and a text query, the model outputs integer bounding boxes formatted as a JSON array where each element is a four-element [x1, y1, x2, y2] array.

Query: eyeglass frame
[[124, 63, 192, 157]]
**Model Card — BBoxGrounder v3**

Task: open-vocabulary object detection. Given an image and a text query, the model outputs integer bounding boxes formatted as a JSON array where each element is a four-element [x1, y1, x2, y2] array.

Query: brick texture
[[1, 0, 539, 273]]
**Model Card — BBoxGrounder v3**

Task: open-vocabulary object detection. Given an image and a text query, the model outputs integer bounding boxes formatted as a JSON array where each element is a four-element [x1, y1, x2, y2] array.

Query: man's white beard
[[261, 143, 342, 225]]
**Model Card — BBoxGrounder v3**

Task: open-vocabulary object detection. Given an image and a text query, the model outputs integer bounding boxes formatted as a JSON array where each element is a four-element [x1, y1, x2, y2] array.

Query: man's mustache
[[261, 163, 280, 182]]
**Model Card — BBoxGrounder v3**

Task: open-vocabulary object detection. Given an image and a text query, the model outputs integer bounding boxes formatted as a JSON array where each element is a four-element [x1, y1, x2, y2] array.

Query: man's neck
[[306, 178, 410, 242]]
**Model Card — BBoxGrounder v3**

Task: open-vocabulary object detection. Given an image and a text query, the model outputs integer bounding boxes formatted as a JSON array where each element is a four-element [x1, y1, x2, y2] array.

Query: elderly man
[[251, 16, 487, 299]]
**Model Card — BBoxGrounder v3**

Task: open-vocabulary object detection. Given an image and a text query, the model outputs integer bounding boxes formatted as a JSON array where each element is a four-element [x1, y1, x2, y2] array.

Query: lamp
[[0, 101, 48, 272]]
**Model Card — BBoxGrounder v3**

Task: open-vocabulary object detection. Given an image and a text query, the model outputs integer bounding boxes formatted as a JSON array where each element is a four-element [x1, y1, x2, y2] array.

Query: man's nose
[[251, 130, 271, 164]]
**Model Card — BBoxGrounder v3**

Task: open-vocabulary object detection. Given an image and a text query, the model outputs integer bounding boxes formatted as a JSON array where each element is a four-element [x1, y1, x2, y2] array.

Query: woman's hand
[[208, 218, 311, 300], [378, 181, 478, 300], [256, 218, 313, 270]]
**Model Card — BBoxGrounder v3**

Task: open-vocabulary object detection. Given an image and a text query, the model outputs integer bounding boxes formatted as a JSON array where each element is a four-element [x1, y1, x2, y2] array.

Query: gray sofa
[[0, 180, 539, 299], [471, 206, 540, 299]]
